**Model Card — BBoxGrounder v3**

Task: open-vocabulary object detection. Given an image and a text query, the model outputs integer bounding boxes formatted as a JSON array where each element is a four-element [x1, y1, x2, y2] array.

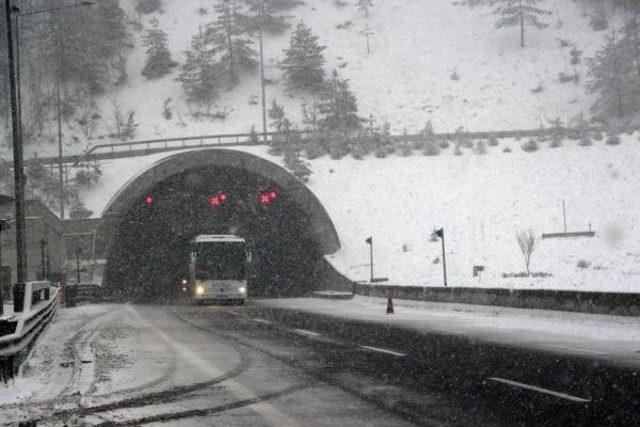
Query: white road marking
[[225, 310, 240, 316], [543, 344, 606, 356], [292, 328, 322, 337], [487, 377, 591, 403], [250, 318, 272, 325], [360, 345, 407, 357]]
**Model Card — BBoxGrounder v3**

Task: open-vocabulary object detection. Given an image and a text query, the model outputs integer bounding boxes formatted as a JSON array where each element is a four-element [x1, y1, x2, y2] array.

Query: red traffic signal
[[259, 189, 279, 205], [209, 192, 229, 207], [145, 195, 154, 206]]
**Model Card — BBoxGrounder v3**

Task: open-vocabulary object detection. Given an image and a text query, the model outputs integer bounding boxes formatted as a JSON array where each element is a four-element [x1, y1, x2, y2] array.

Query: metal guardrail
[[0, 282, 59, 382], [65, 283, 102, 306]]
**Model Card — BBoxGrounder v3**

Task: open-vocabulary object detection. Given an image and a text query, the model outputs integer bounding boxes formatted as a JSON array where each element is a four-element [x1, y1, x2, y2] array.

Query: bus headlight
[[238, 286, 246, 294], [196, 285, 205, 295]]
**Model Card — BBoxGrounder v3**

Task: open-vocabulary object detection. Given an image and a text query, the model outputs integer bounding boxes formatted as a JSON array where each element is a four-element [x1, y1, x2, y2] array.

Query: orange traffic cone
[[386, 289, 394, 315]]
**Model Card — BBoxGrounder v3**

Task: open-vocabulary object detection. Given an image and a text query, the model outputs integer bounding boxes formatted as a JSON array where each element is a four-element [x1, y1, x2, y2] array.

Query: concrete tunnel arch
[[96, 149, 342, 299]]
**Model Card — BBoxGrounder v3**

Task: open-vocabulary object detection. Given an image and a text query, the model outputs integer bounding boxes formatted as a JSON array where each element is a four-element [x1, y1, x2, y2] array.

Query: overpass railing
[[28, 125, 604, 169], [1, 281, 59, 382]]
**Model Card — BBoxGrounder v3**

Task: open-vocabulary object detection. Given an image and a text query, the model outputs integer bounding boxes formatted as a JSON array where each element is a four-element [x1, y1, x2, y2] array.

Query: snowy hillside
[[19, 0, 623, 159], [81, 134, 640, 293]]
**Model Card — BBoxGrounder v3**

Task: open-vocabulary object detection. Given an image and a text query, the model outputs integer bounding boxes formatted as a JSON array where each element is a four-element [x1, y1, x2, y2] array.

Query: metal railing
[[1, 282, 59, 382], [26, 125, 606, 169]]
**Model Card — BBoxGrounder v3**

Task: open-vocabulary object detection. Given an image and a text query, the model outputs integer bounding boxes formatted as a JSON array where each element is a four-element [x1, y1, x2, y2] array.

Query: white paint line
[[225, 310, 240, 316], [292, 328, 322, 337], [250, 318, 272, 325], [360, 345, 407, 357], [487, 377, 591, 403], [544, 344, 606, 356]]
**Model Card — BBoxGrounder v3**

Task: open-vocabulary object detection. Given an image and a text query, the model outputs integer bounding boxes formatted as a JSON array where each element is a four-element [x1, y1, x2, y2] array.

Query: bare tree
[[516, 229, 537, 275]]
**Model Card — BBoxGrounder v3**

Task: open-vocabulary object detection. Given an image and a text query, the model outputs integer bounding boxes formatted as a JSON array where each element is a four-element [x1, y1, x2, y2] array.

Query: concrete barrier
[[354, 283, 640, 316]]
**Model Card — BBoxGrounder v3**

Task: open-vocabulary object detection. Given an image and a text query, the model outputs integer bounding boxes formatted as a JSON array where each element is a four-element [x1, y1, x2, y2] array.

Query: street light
[[14, 0, 97, 222], [435, 228, 447, 287]]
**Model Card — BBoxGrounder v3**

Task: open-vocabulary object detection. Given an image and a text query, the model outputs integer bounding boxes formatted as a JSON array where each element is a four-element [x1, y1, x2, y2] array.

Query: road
[[1, 302, 639, 426]]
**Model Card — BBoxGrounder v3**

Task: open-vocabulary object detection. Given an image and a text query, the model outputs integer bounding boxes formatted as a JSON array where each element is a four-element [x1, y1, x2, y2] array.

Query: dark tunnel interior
[[104, 166, 326, 302]]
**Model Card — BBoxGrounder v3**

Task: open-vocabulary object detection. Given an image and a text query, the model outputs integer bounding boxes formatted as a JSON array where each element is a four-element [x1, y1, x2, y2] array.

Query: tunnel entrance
[[104, 164, 327, 302]]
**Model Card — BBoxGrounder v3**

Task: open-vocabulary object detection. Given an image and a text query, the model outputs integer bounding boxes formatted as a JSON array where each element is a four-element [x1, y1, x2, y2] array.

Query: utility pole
[[56, 79, 65, 220], [258, 0, 268, 144], [5, 0, 28, 291]]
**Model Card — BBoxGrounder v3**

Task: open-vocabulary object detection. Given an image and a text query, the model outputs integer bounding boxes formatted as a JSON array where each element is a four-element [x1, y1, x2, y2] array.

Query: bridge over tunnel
[[98, 149, 342, 303]]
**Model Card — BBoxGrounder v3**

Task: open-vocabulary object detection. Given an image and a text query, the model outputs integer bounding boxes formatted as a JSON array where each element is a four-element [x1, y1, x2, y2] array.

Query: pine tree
[[283, 131, 312, 182], [178, 26, 220, 111], [316, 70, 362, 134], [207, 0, 258, 86], [587, 30, 640, 118], [282, 22, 326, 93], [239, 0, 291, 35], [619, 15, 640, 79], [141, 18, 176, 80], [356, 0, 374, 18], [491, 0, 551, 48]]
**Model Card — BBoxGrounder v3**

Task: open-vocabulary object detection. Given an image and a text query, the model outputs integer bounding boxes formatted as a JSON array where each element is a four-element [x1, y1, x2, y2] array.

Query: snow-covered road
[[0, 304, 417, 426]]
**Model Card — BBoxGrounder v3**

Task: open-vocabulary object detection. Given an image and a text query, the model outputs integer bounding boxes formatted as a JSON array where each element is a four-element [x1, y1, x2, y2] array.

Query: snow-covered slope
[[21, 0, 617, 160], [81, 134, 640, 293]]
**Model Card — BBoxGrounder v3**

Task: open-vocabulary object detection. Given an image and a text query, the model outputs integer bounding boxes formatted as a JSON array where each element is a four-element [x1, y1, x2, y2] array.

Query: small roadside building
[[0, 196, 64, 298]]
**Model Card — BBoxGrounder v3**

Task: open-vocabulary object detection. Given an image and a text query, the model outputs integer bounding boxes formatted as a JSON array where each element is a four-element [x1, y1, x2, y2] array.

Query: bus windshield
[[193, 242, 246, 281]]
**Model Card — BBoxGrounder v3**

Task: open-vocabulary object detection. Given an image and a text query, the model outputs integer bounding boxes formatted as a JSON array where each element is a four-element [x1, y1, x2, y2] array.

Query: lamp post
[[435, 228, 447, 287], [365, 236, 373, 283]]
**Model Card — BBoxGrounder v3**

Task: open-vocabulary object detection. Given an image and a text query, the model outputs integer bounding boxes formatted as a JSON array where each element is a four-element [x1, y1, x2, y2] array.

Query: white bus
[[188, 235, 249, 304]]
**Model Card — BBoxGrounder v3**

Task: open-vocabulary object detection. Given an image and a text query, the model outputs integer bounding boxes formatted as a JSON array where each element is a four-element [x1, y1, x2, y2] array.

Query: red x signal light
[[209, 192, 229, 207], [259, 189, 279, 205]]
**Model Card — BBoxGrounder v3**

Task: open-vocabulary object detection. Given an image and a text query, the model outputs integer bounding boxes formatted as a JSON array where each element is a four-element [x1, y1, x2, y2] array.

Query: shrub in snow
[[335, 20, 353, 30], [579, 134, 593, 146], [577, 259, 591, 269], [502, 271, 552, 278], [136, 0, 162, 14], [558, 72, 579, 84], [521, 139, 539, 152], [399, 142, 413, 157], [162, 98, 173, 120], [531, 82, 544, 93], [474, 140, 487, 155], [488, 135, 499, 146], [593, 131, 604, 141], [423, 140, 441, 156], [516, 229, 537, 276], [549, 133, 563, 148], [450, 69, 460, 81], [439, 140, 451, 149], [453, 144, 463, 156], [589, 12, 608, 32], [375, 147, 388, 158], [75, 164, 103, 189], [606, 134, 622, 145], [248, 125, 260, 144], [503, 146, 512, 153]]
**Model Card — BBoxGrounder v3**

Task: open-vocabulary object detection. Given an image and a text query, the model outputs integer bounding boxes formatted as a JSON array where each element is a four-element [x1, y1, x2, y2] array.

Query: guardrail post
[[12, 282, 25, 312]]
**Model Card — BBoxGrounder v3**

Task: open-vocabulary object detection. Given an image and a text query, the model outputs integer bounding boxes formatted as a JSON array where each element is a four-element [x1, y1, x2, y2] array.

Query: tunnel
[[99, 149, 341, 303]]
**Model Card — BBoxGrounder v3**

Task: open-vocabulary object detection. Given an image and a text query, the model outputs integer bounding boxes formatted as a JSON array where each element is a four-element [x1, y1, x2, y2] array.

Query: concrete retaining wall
[[354, 284, 640, 316]]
